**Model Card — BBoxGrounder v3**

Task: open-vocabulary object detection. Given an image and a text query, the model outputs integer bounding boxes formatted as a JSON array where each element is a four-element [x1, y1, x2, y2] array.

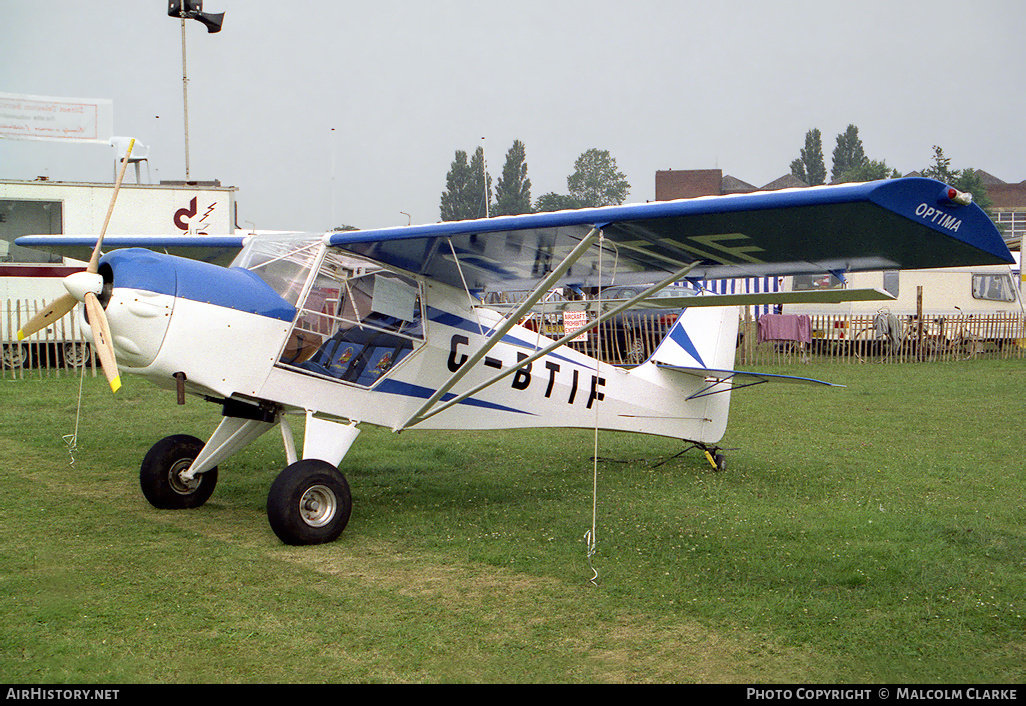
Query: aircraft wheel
[[140, 434, 218, 509], [266, 459, 352, 545], [704, 448, 727, 472]]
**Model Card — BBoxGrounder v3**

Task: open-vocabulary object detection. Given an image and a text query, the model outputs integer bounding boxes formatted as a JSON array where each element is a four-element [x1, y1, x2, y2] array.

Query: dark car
[[579, 284, 698, 365]]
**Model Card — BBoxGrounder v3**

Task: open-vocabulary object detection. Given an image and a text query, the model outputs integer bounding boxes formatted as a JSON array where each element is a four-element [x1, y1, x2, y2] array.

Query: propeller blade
[[16, 140, 133, 351], [88, 138, 135, 274], [84, 292, 121, 393], [17, 293, 78, 341]]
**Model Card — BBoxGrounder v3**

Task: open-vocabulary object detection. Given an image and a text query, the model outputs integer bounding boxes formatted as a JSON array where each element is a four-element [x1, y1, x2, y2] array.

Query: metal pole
[[402, 258, 700, 430], [481, 137, 488, 218], [400, 229, 601, 429], [181, 14, 191, 180]]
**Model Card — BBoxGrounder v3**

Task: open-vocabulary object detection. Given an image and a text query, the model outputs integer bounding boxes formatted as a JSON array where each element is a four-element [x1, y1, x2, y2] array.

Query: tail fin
[[649, 305, 740, 370], [625, 304, 740, 446]]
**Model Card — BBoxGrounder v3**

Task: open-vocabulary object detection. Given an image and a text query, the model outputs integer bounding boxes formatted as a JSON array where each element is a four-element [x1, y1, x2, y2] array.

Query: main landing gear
[[138, 401, 361, 545], [140, 434, 219, 509], [266, 459, 352, 545], [648, 441, 727, 472]]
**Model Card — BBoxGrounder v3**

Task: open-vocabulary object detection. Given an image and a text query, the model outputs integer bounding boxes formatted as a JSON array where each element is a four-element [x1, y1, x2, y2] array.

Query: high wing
[[14, 232, 256, 267], [16, 178, 1012, 293], [325, 178, 1013, 293]]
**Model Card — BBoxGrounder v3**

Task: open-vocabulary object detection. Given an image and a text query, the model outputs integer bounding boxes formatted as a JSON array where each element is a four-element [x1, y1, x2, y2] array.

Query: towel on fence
[[873, 313, 902, 350], [758, 314, 812, 343]]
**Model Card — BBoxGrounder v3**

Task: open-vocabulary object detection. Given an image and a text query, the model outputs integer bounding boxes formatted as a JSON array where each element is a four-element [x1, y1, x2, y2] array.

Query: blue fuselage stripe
[[376, 379, 533, 415], [426, 307, 578, 366]]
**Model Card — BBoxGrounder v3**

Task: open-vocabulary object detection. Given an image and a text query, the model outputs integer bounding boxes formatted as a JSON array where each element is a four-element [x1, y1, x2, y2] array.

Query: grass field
[[1, 359, 1024, 683]]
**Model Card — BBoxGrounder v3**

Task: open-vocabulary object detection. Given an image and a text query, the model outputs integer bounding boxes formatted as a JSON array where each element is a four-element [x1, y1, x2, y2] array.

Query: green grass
[[1, 359, 1024, 682]]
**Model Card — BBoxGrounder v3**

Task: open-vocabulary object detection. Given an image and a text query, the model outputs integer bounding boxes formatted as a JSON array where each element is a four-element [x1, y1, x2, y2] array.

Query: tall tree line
[[789, 124, 988, 206], [440, 142, 630, 221], [439, 146, 492, 221]]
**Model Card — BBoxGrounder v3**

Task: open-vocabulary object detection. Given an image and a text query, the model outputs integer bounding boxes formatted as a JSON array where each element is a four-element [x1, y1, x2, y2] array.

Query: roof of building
[[721, 175, 757, 193], [761, 174, 809, 190], [656, 168, 1026, 209]]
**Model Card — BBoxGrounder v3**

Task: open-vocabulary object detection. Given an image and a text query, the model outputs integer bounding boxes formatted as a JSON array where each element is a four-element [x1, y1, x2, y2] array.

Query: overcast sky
[[2, 0, 1023, 232]]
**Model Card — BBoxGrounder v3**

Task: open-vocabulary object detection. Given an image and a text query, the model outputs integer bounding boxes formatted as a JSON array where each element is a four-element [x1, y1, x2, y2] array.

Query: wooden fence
[[566, 310, 1026, 366], [736, 312, 1026, 365], [4, 297, 1025, 380], [2, 298, 96, 380]]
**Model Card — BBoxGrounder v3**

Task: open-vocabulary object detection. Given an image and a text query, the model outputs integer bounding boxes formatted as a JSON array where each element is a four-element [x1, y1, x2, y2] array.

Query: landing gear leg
[[652, 441, 726, 471], [702, 447, 727, 472], [267, 412, 361, 545], [140, 399, 277, 510]]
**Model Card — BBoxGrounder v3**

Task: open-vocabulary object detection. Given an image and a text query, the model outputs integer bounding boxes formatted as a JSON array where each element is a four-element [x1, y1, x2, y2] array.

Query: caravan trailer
[[775, 263, 1024, 358], [780, 264, 1021, 317]]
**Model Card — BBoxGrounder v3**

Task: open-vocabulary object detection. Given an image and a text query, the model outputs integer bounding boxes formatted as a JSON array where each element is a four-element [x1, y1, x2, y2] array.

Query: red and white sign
[[0, 92, 113, 144], [563, 310, 589, 341]]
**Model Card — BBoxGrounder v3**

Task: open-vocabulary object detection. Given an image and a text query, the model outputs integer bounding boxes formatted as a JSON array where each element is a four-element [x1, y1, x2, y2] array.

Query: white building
[[1, 178, 237, 367]]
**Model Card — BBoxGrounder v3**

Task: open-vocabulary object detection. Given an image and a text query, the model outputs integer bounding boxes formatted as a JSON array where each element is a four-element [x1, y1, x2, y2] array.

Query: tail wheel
[[267, 459, 352, 545], [140, 434, 218, 509]]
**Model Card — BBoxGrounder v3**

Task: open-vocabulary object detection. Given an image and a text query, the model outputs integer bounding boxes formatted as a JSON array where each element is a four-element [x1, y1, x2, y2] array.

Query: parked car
[[583, 284, 698, 364]]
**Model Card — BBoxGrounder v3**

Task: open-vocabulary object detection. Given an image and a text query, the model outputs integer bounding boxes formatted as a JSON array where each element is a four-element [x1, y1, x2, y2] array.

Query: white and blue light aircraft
[[17, 172, 1013, 545]]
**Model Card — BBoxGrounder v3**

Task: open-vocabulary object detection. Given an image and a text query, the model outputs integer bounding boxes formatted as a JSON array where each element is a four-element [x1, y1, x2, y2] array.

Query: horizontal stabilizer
[[631, 287, 894, 309], [501, 287, 894, 314], [654, 363, 843, 399]]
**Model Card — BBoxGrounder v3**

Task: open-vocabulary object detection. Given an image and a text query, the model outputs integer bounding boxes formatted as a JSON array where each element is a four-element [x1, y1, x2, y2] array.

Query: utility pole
[[167, 2, 224, 181], [180, 10, 191, 180], [482, 137, 489, 218]]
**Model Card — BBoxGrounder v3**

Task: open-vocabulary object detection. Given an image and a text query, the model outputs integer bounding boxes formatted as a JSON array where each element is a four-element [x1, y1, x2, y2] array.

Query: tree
[[567, 148, 630, 207], [534, 148, 630, 213], [790, 128, 826, 186], [835, 158, 900, 183], [533, 192, 583, 212], [921, 145, 991, 209], [440, 149, 476, 221], [831, 124, 867, 183], [493, 139, 532, 216], [440, 145, 494, 220], [468, 146, 492, 218]]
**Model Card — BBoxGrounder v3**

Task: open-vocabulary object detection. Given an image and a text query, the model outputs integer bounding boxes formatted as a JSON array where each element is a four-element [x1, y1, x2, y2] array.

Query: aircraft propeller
[[17, 139, 136, 392]]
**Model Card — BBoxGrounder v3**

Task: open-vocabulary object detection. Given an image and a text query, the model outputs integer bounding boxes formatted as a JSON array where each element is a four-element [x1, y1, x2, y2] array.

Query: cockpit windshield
[[231, 233, 323, 307]]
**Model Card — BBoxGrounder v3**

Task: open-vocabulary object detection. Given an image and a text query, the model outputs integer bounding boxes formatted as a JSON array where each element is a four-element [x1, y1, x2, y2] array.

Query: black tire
[[140, 434, 218, 509], [2, 343, 27, 369], [266, 459, 352, 545], [62, 341, 91, 368]]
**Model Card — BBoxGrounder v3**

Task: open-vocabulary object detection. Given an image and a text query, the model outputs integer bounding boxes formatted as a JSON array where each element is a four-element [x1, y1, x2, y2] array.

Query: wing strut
[[399, 228, 601, 429], [397, 258, 702, 431]]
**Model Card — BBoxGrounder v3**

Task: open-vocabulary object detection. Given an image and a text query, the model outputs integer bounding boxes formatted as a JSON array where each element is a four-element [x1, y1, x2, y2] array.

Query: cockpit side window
[[277, 251, 425, 387]]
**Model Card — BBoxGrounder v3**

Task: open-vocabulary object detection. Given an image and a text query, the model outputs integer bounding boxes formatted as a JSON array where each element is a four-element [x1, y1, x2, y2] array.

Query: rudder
[[649, 305, 740, 371]]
